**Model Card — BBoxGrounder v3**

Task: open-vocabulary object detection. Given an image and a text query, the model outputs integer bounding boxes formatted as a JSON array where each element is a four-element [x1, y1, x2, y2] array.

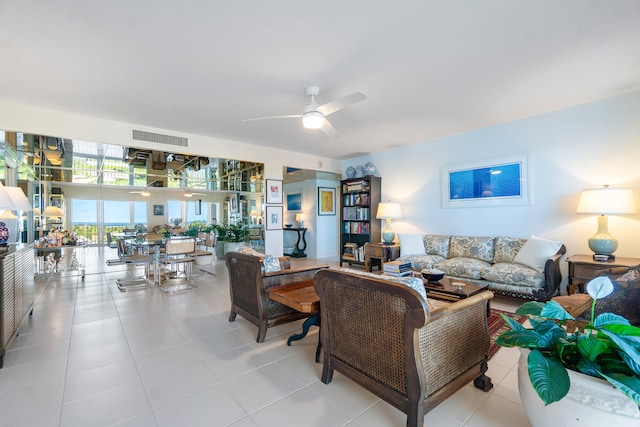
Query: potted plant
[[497, 276, 640, 426], [212, 223, 249, 258]]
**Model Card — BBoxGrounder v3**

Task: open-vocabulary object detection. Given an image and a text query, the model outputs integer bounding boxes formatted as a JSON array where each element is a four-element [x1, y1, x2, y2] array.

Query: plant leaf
[[594, 313, 631, 328], [576, 357, 602, 377], [527, 349, 570, 405], [496, 330, 547, 348], [601, 322, 640, 337], [577, 336, 609, 361], [598, 372, 640, 407], [515, 301, 544, 317], [598, 329, 640, 369], [499, 312, 525, 331], [620, 352, 640, 377], [540, 300, 574, 321]]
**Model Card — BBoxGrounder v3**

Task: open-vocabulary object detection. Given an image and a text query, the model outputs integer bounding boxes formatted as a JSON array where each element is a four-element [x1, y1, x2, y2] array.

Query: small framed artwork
[[441, 153, 531, 208], [286, 192, 302, 211], [229, 193, 239, 212], [266, 179, 283, 204], [153, 204, 164, 216], [195, 199, 202, 215], [318, 187, 337, 216], [265, 205, 283, 230]]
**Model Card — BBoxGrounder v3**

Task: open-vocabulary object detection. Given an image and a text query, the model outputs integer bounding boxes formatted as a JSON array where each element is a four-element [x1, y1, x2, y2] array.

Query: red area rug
[[488, 308, 526, 359]]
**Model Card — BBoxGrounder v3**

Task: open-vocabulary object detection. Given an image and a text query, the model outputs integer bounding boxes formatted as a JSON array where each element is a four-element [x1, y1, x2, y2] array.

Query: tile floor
[[0, 247, 532, 426]]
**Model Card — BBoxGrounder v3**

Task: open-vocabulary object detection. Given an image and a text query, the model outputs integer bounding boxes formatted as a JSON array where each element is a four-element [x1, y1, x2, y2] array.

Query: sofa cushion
[[448, 236, 495, 262], [398, 233, 426, 255], [262, 255, 281, 272], [494, 237, 527, 263], [335, 267, 427, 300], [513, 235, 562, 273], [424, 235, 450, 258], [396, 254, 445, 271], [433, 257, 491, 280], [481, 262, 544, 288]]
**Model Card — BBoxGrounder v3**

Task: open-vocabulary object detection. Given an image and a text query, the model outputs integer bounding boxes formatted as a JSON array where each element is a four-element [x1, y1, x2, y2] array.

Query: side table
[[283, 227, 307, 258], [566, 254, 640, 294], [364, 242, 400, 272]]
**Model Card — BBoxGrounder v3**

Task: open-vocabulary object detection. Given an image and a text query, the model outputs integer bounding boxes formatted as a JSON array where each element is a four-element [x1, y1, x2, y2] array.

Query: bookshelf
[[340, 175, 381, 267]]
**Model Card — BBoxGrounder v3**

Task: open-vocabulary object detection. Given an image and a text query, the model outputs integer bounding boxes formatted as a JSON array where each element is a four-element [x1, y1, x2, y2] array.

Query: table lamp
[[577, 186, 636, 260], [376, 202, 402, 244], [4, 186, 33, 244], [0, 183, 17, 246], [295, 213, 305, 228]]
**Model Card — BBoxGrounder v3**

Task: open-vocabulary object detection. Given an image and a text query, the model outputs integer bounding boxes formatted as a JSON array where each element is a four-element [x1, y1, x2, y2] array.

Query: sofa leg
[[406, 403, 425, 427], [321, 363, 334, 384], [473, 358, 493, 392], [256, 321, 267, 343]]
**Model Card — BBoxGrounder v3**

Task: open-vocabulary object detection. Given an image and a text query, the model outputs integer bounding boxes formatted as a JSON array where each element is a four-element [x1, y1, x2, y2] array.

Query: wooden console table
[[364, 242, 400, 272], [566, 254, 640, 294], [283, 227, 307, 258]]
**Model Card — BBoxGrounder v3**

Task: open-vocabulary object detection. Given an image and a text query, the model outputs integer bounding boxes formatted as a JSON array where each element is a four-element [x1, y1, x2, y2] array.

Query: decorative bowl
[[285, 224, 293, 228], [421, 268, 444, 282]]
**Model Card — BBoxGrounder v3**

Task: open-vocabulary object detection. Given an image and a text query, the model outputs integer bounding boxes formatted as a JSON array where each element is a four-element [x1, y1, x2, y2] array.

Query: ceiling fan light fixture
[[302, 111, 324, 129]]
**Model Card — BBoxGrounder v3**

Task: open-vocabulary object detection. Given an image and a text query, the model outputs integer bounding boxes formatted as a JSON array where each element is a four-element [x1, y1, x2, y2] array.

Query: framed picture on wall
[[153, 204, 164, 216], [441, 153, 531, 208], [318, 187, 336, 215], [195, 199, 202, 215], [286, 192, 302, 211], [265, 205, 283, 230], [266, 179, 283, 204]]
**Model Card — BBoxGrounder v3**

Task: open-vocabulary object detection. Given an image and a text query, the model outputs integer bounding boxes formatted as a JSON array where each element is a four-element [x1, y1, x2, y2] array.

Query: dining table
[[124, 237, 165, 285]]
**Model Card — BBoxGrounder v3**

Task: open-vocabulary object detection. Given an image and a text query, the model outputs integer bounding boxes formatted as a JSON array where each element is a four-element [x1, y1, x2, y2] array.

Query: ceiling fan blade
[[317, 92, 367, 116], [242, 114, 301, 122], [320, 118, 340, 139]]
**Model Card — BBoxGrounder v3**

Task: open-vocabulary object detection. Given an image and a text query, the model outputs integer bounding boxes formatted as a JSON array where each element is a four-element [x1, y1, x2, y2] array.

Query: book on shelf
[[383, 260, 412, 270]]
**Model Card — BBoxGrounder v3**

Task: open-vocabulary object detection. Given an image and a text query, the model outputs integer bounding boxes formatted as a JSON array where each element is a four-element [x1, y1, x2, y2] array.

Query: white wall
[[0, 101, 342, 255], [283, 178, 339, 259], [345, 91, 640, 290]]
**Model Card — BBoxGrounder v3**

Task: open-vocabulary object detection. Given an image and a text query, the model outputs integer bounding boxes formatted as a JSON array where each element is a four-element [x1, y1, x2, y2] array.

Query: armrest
[[542, 244, 566, 300]]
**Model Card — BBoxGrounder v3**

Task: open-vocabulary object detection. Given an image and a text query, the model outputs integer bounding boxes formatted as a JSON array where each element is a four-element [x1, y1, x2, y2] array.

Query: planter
[[223, 241, 247, 255], [518, 349, 640, 427]]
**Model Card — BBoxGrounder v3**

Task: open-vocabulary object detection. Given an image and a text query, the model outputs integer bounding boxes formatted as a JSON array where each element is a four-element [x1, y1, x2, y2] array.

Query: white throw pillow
[[513, 235, 562, 273], [398, 233, 426, 256]]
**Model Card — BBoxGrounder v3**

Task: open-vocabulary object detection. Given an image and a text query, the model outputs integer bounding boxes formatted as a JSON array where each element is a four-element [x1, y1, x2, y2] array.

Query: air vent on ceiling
[[132, 129, 188, 147]]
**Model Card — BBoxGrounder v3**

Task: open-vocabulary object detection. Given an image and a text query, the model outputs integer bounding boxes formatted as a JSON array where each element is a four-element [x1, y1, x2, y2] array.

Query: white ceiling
[[2, 1, 639, 160]]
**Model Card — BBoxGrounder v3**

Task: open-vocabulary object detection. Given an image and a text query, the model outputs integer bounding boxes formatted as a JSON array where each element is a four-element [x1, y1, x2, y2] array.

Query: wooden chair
[[225, 251, 329, 343], [314, 269, 494, 427]]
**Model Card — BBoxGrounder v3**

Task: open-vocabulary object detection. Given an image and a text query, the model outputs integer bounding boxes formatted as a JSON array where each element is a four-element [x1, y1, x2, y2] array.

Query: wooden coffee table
[[266, 280, 322, 362]]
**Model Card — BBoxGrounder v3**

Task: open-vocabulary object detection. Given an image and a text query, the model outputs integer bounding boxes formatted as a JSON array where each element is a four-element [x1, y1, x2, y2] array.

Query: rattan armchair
[[225, 251, 329, 343], [314, 269, 494, 427]]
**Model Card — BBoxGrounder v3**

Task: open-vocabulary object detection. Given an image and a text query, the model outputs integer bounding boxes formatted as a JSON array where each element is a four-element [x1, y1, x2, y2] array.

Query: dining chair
[[158, 237, 197, 293], [112, 238, 152, 291]]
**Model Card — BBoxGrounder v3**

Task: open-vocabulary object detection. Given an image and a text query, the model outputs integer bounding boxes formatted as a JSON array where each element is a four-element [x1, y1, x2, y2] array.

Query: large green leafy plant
[[497, 276, 640, 406]]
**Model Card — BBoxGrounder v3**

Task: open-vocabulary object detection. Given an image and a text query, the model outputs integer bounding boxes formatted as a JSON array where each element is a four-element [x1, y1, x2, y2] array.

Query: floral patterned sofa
[[396, 234, 566, 301]]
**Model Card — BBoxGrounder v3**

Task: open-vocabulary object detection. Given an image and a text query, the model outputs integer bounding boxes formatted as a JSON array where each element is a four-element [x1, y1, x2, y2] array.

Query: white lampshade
[[295, 213, 305, 222], [376, 202, 402, 219], [577, 187, 637, 214], [302, 111, 324, 129], [5, 187, 33, 211], [42, 206, 65, 217], [0, 211, 18, 219], [0, 182, 16, 211]]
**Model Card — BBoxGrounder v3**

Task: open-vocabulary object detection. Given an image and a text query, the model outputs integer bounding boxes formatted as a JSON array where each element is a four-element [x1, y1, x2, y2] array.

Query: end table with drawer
[[566, 254, 640, 294], [364, 242, 401, 272]]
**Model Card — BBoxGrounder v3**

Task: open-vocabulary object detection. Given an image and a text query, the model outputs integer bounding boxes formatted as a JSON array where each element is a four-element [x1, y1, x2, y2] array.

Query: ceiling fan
[[184, 189, 205, 198], [129, 190, 150, 197], [243, 86, 367, 138]]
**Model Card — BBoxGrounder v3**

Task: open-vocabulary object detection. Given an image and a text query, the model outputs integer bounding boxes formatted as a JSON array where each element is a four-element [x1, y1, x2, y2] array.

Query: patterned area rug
[[488, 308, 526, 359]]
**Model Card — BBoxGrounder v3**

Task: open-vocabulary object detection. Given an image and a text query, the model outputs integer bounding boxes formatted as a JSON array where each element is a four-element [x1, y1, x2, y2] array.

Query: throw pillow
[[513, 235, 563, 273], [424, 235, 450, 258], [398, 233, 426, 256], [262, 255, 281, 272]]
